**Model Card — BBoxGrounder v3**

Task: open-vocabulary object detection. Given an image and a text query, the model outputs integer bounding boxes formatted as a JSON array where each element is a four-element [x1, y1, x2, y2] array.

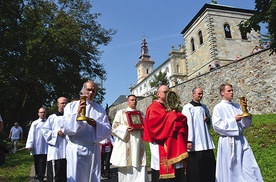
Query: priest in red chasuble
[[143, 85, 188, 182]]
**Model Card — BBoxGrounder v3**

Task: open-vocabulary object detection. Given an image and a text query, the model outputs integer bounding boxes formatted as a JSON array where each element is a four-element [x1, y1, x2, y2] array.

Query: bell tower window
[[224, 24, 232, 38], [198, 31, 203, 45], [191, 38, 195, 52]]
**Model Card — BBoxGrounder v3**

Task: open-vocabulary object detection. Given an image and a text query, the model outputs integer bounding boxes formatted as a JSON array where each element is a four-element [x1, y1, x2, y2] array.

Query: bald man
[[26, 107, 48, 182], [182, 87, 215, 182], [143, 85, 188, 182], [41, 97, 68, 182], [62, 80, 112, 182]]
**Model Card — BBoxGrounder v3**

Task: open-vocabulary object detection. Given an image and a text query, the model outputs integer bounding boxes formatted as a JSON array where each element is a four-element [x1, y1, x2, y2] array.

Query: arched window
[[165, 67, 169, 73], [146, 69, 149, 74], [224, 24, 232, 38], [191, 38, 195, 51], [176, 65, 180, 73], [241, 31, 247, 40], [198, 31, 203, 45]]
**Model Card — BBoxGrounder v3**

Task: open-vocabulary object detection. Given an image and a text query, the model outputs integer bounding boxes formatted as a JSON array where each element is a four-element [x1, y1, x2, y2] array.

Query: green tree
[[0, 0, 116, 126], [149, 71, 169, 100], [150, 71, 169, 88], [239, 0, 276, 53]]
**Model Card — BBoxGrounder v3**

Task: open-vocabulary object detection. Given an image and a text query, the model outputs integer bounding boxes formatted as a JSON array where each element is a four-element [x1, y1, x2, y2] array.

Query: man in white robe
[[41, 97, 68, 182], [110, 94, 149, 182], [182, 87, 216, 182], [62, 80, 112, 182], [212, 83, 263, 182], [26, 107, 48, 182]]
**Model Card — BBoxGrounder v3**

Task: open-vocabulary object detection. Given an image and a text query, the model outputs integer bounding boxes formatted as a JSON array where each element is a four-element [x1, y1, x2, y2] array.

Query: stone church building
[[129, 2, 260, 98]]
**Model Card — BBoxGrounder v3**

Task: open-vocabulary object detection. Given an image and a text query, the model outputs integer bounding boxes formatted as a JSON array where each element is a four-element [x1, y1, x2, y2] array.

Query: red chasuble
[[143, 100, 188, 179]]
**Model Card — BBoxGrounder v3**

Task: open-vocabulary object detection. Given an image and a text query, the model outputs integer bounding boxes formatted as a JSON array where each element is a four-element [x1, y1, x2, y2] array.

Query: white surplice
[[25, 118, 48, 155], [110, 107, 148, 182], [62, 100, 111, 182], [41, 114, 67, 161], [182, 103, 215, 151], [212, 100, 263, 182]]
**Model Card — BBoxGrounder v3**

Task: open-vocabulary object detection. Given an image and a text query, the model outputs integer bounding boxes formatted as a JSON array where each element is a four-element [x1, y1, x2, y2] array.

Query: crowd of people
[[0, 81, 264, 182], [250, 42, 270, 54]]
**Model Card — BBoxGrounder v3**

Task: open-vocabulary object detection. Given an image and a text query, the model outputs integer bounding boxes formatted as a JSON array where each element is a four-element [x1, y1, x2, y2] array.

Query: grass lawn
[[0, 142, 33, 182], [0, 114, 275, 181], [243, 114, 276, 182], [146, 114, 276, 182]]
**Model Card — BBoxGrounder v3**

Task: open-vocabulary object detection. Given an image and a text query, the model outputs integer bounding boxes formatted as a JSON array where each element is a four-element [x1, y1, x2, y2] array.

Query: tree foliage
[[150, 71, 169, 89], [149, 71, 169, 100], [0, 0, 116, 127], [239, 0, 276, 53]]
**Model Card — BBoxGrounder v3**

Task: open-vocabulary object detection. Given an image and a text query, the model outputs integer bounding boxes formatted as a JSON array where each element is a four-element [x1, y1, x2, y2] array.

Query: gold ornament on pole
[[76, 93, 89, 121], [164, 90, 179, 111]]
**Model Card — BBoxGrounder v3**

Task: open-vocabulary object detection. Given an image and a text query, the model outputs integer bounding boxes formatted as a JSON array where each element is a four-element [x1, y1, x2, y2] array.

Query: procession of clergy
[[25, 80, 264, 182]]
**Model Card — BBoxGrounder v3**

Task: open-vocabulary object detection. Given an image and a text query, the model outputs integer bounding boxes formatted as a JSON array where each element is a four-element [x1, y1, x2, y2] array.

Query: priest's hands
[[127, 126, 134, 132], [77, 99, 86, 116], [87, 118, 96, 127], [204, 116, 210, 124], [235, 114, 243, 122], [187, 142, 193, 151], [58, 129, 65, 137]]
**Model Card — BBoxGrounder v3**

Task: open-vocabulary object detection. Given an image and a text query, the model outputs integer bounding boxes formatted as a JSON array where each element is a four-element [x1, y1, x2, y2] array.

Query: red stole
[[143, 101, 188, 179]]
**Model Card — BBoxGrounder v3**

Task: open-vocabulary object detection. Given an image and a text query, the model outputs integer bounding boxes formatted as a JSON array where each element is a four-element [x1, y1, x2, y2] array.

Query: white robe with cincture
[[62, 100, 112, 182], [110, 107, 149, 182], [212, 100, 263, 182]]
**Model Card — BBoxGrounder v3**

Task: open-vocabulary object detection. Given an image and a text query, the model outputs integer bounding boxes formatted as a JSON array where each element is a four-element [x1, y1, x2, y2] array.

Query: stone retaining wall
[[109, 49, 276, 119]]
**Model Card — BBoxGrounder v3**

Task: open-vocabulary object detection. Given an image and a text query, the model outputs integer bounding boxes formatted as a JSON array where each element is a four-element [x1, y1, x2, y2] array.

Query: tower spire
[[211, 0, 217, 4], [139, 35, 151, 61], [135, 34, 155, 84]]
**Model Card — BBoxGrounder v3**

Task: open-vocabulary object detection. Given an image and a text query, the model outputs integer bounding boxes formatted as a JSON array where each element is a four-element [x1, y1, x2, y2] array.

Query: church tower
[[181, 2, 260, 79], [136, 35, 155, 84]]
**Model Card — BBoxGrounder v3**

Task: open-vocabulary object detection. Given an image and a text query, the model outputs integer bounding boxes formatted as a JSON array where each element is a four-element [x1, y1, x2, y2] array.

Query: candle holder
[[239, 96, 252, 117], [76, 95, 88, 121]]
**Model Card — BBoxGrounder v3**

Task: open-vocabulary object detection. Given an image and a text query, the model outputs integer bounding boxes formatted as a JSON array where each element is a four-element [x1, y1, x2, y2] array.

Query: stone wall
[[109, 49, 276, 119]]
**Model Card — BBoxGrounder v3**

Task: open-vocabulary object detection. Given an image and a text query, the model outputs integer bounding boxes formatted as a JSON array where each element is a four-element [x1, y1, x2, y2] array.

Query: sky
[[90, 0, 257, 107]]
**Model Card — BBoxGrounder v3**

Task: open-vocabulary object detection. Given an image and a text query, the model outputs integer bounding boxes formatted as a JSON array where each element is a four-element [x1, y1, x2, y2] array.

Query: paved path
[[29, 165, 152, 182], [29, 164, 46, 182], [101, 167, 152, 182]]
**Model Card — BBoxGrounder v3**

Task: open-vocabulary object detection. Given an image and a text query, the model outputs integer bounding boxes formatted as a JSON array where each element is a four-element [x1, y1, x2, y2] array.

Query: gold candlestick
[[239, 96, 252, 117], [76, 95, 89, 121]]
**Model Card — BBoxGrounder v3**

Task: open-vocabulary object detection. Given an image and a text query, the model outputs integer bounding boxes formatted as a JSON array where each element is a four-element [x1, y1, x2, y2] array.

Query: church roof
[[181, 3, 255, 34], [110, 95, 145, 106], [110, 95, 127, 106]]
